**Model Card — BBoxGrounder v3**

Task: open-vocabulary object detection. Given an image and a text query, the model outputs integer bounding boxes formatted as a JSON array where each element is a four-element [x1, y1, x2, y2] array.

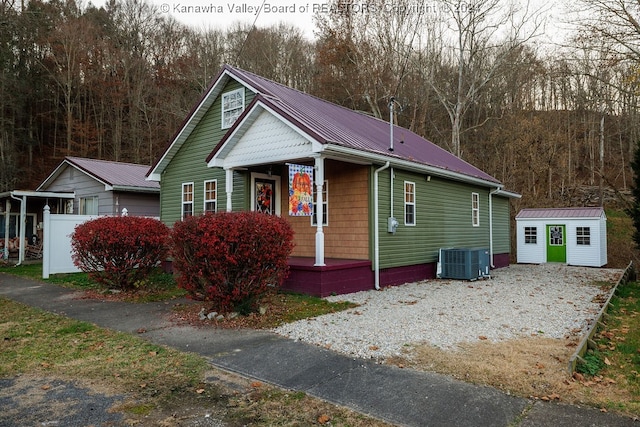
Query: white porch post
[[313, 155, 325, 266], [42, 205, 50, 279], [3, 199, 10, 260], [225, 168, 233, 212]]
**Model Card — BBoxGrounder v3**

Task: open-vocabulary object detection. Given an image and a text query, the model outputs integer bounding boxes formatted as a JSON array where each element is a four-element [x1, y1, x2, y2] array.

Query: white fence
[[42, 205, 99, 278]]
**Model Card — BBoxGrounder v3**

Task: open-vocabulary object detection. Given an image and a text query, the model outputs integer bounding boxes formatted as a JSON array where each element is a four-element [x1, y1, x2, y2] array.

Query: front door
[[255, 178, 276, 215], [546, 224, 566, 263]]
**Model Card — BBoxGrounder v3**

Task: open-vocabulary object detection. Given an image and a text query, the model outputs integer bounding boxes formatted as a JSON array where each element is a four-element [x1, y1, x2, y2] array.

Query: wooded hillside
[[1, 0, 638, 211]]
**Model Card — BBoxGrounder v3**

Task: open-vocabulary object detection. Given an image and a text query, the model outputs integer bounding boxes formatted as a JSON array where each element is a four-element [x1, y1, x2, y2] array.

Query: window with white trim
[[472, 192, 480, 227], [221, 88, 244, 129], [524, 227, 537, 244], [404, 181, 416, 226], [79, 196, 98, 215], [204, 180, 217, 213], [577, 227, 591, 245], [182, 182, 194, 219], [311, 180, 328, 226]]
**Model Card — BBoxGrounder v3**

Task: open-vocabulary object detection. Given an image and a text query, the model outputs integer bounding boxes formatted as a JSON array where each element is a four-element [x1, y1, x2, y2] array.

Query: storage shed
[[515, 207, 607, 267]]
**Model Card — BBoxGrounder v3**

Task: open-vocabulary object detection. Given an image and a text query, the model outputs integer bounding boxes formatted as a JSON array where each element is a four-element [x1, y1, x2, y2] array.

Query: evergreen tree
[[626, 140, 640, 250]]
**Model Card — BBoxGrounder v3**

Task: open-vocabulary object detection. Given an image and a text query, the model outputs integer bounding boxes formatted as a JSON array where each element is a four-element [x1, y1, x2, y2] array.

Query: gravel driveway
[[273, 264, 623, 359]]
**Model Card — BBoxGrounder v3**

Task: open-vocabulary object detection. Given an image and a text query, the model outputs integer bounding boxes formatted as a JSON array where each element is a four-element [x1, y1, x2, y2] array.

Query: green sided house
[[147, 65, 520, 296]]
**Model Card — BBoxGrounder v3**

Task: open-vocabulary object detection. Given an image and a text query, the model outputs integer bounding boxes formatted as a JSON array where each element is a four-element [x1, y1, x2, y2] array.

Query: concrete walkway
[[0, 274, 637, 427]]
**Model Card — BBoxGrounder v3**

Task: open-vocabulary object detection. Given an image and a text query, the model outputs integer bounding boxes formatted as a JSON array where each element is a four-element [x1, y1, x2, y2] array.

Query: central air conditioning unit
[[437, 248, 491, 281]]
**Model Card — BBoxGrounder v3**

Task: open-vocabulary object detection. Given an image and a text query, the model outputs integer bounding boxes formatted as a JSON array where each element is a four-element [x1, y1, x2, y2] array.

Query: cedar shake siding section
[[284, 160, 370, 260]]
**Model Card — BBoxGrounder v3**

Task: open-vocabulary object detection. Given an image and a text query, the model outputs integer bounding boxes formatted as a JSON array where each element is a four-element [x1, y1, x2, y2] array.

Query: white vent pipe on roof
[[389, 97, 395, 152]]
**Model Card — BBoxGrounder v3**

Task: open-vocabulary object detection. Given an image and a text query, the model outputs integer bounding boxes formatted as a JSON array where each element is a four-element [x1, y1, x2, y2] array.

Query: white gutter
[[489, 188, 498, 268], [374, 161, 390, 290]]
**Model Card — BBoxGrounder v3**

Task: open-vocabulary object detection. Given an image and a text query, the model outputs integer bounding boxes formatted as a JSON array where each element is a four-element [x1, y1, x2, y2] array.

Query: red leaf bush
[[171, 211, 295, 314], [71, 216, 170, 291]]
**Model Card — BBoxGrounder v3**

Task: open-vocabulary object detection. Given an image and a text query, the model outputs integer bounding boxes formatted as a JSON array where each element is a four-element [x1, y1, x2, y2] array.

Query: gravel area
[[272, 264, 623, 360]]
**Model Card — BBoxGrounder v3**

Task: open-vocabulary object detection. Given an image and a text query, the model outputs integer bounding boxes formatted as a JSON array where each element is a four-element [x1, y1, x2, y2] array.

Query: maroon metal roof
[[65, 157, 159, 191], [515, 207, 605, 219], [206, 65, 501, 185]]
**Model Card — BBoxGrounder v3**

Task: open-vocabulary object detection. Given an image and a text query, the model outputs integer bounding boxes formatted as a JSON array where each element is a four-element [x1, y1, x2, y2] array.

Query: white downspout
[[374, 162, 390, 290], [390, 168, 394, 219], [489, 188, 500, 268]]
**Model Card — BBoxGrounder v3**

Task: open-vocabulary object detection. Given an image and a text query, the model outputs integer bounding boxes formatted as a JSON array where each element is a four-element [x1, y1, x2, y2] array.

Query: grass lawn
[[2, 242, 639, 421], [0, 264, 385, 426]]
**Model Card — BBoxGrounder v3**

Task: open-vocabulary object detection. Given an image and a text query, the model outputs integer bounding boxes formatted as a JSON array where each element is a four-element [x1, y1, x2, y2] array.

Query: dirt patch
[[0, 375, 126, 426], [388, 336, 637, 416]]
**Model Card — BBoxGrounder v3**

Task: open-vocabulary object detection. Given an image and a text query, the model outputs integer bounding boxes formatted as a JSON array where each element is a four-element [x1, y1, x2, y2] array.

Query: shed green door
[[546, 225, 566, 263]]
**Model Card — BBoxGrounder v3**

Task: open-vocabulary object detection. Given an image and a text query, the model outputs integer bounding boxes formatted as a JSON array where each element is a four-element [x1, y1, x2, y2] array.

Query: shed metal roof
[[515, 207, 605, 219]]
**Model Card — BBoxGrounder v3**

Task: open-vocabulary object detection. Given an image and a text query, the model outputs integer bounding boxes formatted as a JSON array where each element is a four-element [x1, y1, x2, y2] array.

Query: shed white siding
[[515, 208, 607, 267], [516, 219, 546, 264]]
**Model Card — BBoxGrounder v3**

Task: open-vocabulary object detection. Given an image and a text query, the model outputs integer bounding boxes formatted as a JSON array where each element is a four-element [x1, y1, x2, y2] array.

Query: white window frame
[[404, 181, 416, 226], [311, 180, 328, 226], [181, 182, 194, 219], [524, 226, 537, 244], [221, 88, 244, 129], [472, 192, 480, 227], [204, 179, 217, 214], [576, 226, 591, 246], [79, 196, 99, 215]]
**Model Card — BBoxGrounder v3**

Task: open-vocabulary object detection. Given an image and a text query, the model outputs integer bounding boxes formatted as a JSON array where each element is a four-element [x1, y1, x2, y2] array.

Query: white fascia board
[[36, 160, 70, 191], [111, 185, 160, 193], [8, 190, 75, 199]]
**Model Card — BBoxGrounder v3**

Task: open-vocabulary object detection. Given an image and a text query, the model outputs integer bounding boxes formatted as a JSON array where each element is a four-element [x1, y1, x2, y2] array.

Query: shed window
[[404, 181, 415, 226], [472, 193, 480, 227], [577, 227, 591, 245], [221, 88, 244, 129], [524, 226, 537, 244], [204, 180, 217, 213], [182, 182, 194, 219], [79, 196, 98, 215]]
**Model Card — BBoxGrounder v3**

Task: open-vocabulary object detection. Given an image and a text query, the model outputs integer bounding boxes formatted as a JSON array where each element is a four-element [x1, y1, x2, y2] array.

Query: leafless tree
[[421, 0, 547, 157]]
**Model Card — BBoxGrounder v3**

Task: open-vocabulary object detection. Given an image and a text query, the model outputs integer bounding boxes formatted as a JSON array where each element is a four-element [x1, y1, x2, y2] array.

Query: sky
[[85, 0, 575, 46], [155, 0, 320, 36], [149, 0, 574, 47]]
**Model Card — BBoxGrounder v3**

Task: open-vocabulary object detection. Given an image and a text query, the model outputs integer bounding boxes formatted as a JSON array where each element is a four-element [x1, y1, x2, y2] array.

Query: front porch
[[282, 258, 444, 297], [283, 257, 374, 297]]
